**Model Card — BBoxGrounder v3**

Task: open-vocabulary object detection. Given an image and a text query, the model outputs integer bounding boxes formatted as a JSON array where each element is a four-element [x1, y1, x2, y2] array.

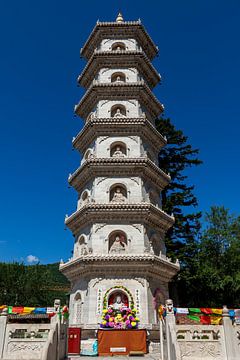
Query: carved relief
[[8, 342, 44, 353], [179, 342, 223, 359], [94, 224, 107, 233], [101, 68, 110, 74], [131, 224, 142, 233], [127, 136, 138, 143], [100, 100, 110, 107], [130, 177, 140, 185], [127, 100, 137, 106], [96, 177, 107, 185], [128, 68, 137, 73], [98, 136, 109, 144]]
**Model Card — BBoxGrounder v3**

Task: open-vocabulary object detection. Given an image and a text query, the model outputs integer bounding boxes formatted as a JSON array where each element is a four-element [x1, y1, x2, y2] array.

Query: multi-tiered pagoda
[[60, 13, 179, 330]]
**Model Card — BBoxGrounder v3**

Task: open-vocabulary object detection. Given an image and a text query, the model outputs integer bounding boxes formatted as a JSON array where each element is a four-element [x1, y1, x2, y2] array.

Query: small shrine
[[60, 11, 180, 344]]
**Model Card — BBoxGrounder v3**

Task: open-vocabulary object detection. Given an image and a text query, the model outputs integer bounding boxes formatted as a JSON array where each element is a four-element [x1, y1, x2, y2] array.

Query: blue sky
[[0, 0, 239, 264]]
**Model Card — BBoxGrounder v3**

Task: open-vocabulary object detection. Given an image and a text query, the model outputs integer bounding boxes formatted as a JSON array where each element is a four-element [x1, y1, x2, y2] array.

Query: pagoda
[[60, 13, 179, 330]]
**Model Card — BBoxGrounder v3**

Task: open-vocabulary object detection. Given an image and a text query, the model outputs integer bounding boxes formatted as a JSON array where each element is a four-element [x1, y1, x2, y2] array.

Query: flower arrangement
[[100, 306, 140, 329]]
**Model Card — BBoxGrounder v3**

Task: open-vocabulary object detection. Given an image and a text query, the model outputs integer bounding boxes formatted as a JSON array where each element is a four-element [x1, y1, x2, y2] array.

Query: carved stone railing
[[3, 323, 52, 360], [41, 322, 58, 360], [176, 325, 226, 360]]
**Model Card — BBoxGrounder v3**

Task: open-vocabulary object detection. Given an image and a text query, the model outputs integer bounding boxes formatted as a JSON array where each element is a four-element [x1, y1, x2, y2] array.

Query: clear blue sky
[[0, 0, 239, 264]]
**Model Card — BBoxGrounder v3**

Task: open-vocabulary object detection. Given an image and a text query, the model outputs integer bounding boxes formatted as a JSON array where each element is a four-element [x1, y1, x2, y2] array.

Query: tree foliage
[[177, 206, 240, 307], [0, 262, 70, 306], [156, 117, 202, 260]]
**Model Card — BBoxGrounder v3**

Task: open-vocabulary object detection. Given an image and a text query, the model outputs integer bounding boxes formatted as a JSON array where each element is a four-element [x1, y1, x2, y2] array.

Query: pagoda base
[[71, 327, 164, 357]]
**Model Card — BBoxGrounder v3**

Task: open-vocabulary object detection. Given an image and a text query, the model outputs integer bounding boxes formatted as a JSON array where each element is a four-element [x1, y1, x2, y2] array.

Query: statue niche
[[111, 72, 126, 83], [110, 185, 127, 204], [110, 142, 127, 158], [109, 231, 128, 254], [108, 292, 129, 309], [78, 235, 89, 256], [111, 105, 127, 118]]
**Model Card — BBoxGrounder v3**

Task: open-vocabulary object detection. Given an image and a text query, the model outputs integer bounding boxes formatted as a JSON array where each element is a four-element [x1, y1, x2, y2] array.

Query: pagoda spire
[[116, 12, 124, 23]]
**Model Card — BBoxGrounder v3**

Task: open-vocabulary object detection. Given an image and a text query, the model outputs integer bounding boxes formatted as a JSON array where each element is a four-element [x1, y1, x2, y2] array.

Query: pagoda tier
[[68, 158, 170, 192], [72, 116, 166, 154], [65, 203, 174, 235], [74, 81, 164, 120], [60, 253, 179, 283], [81, 20, 158, 60], [78, 50, 160, 89]]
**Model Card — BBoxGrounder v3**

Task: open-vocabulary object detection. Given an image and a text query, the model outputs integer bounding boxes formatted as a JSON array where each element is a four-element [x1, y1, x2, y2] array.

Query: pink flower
[[125, 320, 130, 325], [108, 322, 114, 327]]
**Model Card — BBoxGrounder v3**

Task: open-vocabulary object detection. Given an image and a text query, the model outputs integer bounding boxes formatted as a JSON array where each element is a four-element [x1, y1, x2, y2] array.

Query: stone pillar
[[222, 305, 239, 360], [165, 299, 175, 360], [0, 308, 8, 358]]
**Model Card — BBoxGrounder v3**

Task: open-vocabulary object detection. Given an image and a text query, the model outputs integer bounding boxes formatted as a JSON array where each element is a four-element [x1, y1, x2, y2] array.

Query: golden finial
[[116, 12, 124, 23]]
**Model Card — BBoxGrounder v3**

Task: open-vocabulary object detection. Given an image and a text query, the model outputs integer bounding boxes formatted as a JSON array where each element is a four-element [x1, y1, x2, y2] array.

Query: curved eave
[[68, 157, 170, 193], [65, 203, 174, 235], [60, 254, 179, 282], [78, 51, 161, 89], [72, 117, 166, 154], [74, 82, 164, 120], [81, 21, 158, 61]]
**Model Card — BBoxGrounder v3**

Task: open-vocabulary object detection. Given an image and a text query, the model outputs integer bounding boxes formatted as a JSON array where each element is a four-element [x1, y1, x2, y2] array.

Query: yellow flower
[[131, 321, 136, 327], [135, 317, 140, 321], [109, 317, 114, 322], [132, 308, 137, 313], [103, 309, 108, 314]]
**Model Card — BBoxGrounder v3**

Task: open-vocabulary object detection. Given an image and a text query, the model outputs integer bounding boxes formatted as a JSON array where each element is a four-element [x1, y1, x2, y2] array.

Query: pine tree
[[156, 117, 202, 261]]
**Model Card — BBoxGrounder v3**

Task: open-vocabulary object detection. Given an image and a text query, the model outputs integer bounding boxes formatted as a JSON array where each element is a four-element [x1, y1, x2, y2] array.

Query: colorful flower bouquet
[[100, 306, 140, 329]]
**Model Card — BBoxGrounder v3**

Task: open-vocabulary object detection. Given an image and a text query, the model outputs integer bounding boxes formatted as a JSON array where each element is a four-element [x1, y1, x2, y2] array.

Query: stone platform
[[68, 355, 161, 360]]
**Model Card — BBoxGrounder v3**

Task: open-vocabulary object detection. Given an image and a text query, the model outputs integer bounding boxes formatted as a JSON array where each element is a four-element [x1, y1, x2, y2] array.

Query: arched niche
[[149, 234, 166, 256], [110, 141, 127, 157], [77, 234, 89, 256], [108, 290, 129, 309], [111, 72, 126, 83], [110, 104, 127, 118], [83, 148, 94, 161], [108, 230, 128, 254], [109, 184, 127, 203], [73, 292, 82, 324], [149, 188, 159, 206], [111, 42, 126, 51], [81, 190, 90, 205]]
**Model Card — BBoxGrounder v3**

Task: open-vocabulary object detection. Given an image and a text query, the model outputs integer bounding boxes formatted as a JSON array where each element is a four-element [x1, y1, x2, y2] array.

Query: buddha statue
[[112, 294, 124, 310], [109, 235, 127, 253], [112, 146, 126, 158], [113, 108, 126, 117], [111, 187, 126, 203]]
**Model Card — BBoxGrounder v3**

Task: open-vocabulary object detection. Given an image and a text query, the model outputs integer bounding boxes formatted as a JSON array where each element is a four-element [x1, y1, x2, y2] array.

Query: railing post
[[165, 299, 175, 360], [222, 305, 238, 360], [0, 307, 8, 359]]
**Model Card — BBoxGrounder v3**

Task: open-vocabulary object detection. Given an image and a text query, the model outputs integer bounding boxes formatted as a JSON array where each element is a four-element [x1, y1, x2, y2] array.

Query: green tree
[[177, 206, 240, 307], [156, 117, 202, 261], [197, 206, 240, 307], [0, 262, 69, 306]]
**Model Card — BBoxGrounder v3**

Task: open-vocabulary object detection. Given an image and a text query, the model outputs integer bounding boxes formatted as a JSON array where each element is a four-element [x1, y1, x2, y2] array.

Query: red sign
[[68, 327, 81, 354]]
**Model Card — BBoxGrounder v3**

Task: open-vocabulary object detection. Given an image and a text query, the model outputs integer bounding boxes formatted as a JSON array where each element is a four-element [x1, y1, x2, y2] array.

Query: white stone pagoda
[[60, 13, 179, 330]]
